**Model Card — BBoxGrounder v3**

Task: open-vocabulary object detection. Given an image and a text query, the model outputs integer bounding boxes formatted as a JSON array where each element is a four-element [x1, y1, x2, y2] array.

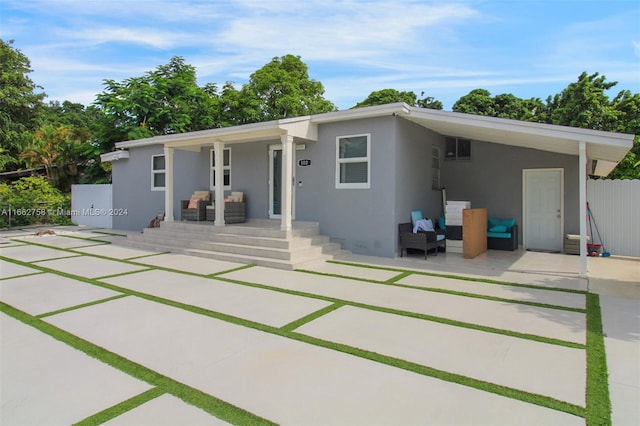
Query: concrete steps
[[121, 219, 346, 270]]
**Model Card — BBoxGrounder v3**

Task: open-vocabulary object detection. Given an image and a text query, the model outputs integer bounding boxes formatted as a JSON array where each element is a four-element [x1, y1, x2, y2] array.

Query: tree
[[545, 72, 638, 178], [452, 89, 545, 120], [545, 72, 618, 130], [240, 55, 336, 121], [0, 39, 46, 171], [352, 88, 443, 110], [353, 89, 417, 108], [95, 56, 221, 141], [19, 124, 89, 191]]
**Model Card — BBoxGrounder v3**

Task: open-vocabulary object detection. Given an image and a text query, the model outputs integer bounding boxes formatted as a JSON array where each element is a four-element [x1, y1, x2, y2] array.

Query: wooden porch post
[[163, 146, 174, 222], [213, 141, 226, 227], [280, 134, 294, 232]]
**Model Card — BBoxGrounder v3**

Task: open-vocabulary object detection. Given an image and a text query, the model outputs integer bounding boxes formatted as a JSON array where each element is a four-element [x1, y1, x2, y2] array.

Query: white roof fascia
[[401, 106, 634, 165], [403, 106, 634, 147], [100, 150, 129, 163], [115, 116, 318, 150], [311, 102, 410, 123]]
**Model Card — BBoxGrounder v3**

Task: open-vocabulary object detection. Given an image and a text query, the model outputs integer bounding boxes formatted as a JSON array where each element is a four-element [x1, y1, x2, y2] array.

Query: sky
[[1, 0, 639, 111]]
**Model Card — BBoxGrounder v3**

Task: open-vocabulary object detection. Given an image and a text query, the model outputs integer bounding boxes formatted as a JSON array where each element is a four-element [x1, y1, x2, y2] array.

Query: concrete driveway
[[1, 226, 638, 425]]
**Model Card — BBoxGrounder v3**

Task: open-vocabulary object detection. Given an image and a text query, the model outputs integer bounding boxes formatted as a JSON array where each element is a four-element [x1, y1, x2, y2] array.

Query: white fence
[[71, 184, 113, 229], [587, 179, 640, 257]]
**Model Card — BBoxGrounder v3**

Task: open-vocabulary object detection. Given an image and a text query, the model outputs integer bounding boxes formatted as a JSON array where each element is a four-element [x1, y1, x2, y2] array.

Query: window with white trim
[[210, 148, 231, 190], [432, 146, 441, 190], [151, 154, 165, 191], [336, 134, 370, 189]]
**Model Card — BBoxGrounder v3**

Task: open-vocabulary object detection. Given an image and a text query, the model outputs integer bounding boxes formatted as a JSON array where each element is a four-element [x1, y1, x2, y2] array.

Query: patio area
[[1, 225, 638, 425]]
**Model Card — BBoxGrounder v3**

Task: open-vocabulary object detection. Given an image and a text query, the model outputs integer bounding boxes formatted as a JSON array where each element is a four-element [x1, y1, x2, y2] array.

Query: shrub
[[0, 176, 71, 227]]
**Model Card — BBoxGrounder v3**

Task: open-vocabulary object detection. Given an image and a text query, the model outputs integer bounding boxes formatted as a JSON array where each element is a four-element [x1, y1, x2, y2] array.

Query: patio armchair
[[487, 217, 518, 250], [398, 221, 446, 259], [181, 191, 211, 221]]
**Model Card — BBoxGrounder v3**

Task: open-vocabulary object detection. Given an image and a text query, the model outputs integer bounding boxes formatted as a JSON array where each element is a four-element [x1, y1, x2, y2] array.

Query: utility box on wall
[[71, 184, 113, 228]]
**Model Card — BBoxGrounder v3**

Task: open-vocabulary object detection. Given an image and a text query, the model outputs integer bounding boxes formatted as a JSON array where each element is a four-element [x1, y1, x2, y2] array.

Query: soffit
[[401, 107, 634, 163]]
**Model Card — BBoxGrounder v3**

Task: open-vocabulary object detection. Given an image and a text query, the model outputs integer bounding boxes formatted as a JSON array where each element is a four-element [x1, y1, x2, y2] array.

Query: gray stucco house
[[101, 103, 633, 274]]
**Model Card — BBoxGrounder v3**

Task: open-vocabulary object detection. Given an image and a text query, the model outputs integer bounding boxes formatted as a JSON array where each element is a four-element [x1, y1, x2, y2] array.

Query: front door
[[269, 145, 295, 218], [523, 169, 563, 252]]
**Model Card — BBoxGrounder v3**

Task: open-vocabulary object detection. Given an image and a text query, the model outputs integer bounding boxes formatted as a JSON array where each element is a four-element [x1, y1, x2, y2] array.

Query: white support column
[[163, 146, 174, 222], [579, 141, 588, 278], [213, 141, 226, 227], [280, 134, 294, 232]]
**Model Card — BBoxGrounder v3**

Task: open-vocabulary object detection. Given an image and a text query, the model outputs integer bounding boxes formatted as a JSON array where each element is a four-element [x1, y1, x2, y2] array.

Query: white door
[[268, 145, 295, 219], [523, 169, 563, 252]]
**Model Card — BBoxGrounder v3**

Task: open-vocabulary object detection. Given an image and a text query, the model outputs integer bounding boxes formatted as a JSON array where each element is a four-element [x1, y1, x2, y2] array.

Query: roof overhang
[[399, 106, 634, 177], [113, 116, 317, 153], [106, 102, 634, 176]]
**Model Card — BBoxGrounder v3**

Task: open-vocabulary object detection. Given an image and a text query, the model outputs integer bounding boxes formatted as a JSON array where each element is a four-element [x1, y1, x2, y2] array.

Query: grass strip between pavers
[[297, 269, 586, 314], [586, 293, 611, 425], [0, 302, 276, 426], [280, 302, 346, 332], [0, 271, 46, 281], [0, 250, 592, 421], [328, 260, 589, 294], [37, 294, 130, 319], [73, 387, 165, 425]]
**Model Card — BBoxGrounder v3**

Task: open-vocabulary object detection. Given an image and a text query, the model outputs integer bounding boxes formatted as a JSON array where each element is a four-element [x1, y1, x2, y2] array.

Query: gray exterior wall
[[440, 140, 580, 241], [393, 118, 445, 230], [295, 116, 397, 257], [110, 116, 580, 257], [112, 145, 205, 230]]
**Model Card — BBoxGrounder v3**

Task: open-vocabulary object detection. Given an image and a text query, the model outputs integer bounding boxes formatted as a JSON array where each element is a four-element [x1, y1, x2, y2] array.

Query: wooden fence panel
[[587, 179, 640, 257]]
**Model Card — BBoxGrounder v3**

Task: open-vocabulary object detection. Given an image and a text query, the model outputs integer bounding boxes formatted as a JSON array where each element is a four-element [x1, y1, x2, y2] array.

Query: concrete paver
[[102, 269, 332, 328], [296, 305, 586, 406], [338, 253, 589, 291], [397, 273, 585, 309], [0, 259, 40, 279], [303, 261, 401, 281], [45, 296, 583, 425], [0, 273, 122, 316], [0, 244, 80, 262], [130, 253, 244, 275], [600, 295, 640, 425], [35, 255, 148, 279], [221, 267, 586, 344], [12, 234, 106, 249], [104, 394, 228, 425], [1, 313, 152, 425], [74, 244, 161, 260]]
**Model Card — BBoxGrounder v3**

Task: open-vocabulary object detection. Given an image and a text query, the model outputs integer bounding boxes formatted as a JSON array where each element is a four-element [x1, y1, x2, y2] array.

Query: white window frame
[[335, 133, 371, 189], [151, 154, 165, 191], [210, 147, 232, 190]]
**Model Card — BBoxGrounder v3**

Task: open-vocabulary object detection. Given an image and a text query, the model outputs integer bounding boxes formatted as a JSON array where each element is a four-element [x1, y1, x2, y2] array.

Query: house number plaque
[[298, 159, 311, 166]]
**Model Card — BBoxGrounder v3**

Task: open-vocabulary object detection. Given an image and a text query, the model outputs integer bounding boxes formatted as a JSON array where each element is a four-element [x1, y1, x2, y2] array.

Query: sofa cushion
[[489, 225, 507, 233], [488, 231, 512, 239], [192, 191, 210, 201], [488, 217, 515, 229]]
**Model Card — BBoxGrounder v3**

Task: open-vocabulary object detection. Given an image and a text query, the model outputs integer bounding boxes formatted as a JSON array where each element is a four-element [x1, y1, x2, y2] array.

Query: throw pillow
[[187, 197, 200, 209]]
